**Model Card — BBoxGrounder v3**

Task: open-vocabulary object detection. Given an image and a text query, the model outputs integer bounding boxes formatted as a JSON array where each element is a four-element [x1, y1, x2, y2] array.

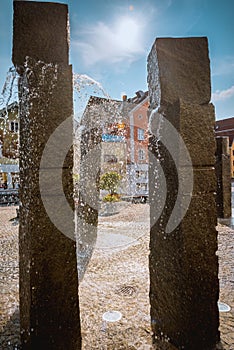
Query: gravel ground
[[0, 204, 233, 349], [80, 204, 151, 349], [0, 206, 20, 349]]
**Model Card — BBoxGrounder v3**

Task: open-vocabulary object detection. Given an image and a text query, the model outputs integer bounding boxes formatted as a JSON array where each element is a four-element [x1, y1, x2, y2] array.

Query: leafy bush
[[100, 171, 121, 195]]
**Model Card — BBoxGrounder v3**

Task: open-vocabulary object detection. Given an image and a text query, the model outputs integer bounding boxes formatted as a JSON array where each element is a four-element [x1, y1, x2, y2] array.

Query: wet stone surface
[[0, 205, 233, 349]]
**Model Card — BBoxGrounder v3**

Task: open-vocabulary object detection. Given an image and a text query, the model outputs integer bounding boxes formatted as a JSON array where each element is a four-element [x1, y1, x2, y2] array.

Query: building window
[[104, 154, 118, 163], [137, 128, 144, 141], [9, 121, 19, 133], [138, 115, 142, 119], [136, 183, 148, 192], [136, 170, 147, 179], [138, 149, 145, 161]]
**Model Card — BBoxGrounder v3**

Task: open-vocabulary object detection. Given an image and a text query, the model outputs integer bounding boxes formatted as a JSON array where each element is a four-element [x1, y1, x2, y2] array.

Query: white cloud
[[212, 85, 234, 102], [74, 15, 146, 67]]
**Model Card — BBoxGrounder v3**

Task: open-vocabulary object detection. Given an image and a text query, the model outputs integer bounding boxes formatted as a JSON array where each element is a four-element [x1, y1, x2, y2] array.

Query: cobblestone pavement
[[0, 205, 233, 349]]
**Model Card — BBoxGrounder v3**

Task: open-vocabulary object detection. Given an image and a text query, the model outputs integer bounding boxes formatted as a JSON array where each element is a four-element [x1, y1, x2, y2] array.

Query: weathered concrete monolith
[[147, 37, 220, 349], [13, 2, 81, 349], [76, 97, 102, 281], [215, 136, 231, 218]]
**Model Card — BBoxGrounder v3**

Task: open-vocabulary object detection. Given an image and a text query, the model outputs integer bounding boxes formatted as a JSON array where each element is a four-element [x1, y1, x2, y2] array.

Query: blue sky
[[0, 0, 234, 120]]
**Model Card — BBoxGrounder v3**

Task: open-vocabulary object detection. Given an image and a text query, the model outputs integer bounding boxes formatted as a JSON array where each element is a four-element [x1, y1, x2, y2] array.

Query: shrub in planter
[[100, 171, 121, 195]]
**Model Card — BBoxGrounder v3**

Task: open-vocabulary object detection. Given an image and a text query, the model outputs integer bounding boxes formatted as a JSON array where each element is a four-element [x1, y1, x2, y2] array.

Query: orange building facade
[[230, 140, 234, 178], [125, 94, 149, 196]]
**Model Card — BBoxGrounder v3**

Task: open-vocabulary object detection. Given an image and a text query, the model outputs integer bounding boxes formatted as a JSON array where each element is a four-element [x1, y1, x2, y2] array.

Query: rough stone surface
[[13, 2, 81, 349], [147, 37, 211, 108], [216, 137, 232, 218], [179, 100, 216, 167], [12, 1, 69, 68], [179, 167, 217, 194], [148, 37, 220, 349], [148, 100, 216, 168]]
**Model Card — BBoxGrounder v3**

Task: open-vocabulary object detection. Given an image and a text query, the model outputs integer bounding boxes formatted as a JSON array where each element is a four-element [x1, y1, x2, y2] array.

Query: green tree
[[99, 171, 121, 196]]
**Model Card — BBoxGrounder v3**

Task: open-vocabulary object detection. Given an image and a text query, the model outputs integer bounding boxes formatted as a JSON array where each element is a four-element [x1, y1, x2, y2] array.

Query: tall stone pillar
[[13, 2, 81, 349], [215, 136, 231, 218], [147, 38, 220, 349], [76, 97, 102, 281]]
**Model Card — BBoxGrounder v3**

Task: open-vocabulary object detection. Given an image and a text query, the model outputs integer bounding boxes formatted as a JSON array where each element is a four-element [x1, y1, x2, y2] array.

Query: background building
[[0, 102, 19, 188], [125, 91, 149, 197], [77, 91, 149, 198], [0, 102, 19, 159]]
